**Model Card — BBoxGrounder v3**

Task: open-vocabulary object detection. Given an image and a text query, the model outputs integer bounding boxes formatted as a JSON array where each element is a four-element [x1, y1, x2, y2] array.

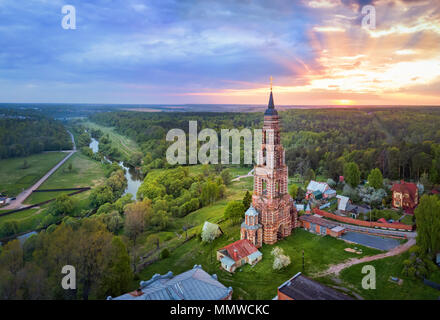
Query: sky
[[0, 0, 439, 106]]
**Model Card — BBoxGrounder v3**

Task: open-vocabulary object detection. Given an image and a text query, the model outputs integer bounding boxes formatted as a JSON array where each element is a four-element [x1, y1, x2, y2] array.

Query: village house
[[336, 195, 350, 212], [391, 180, 419, 213], [306, 180, 336, 200], [217, 239, 262, 273], [107, 265, 232, 300], [299, 214, 346, 238], [276, 272, 353, 300]]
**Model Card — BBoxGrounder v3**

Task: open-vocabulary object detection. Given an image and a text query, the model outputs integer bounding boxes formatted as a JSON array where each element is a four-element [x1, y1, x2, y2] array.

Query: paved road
[[341, 232, 402, 251], [232, 169, 254, 182], [1, 130, 76, 210], [315, 238, 416, 277]]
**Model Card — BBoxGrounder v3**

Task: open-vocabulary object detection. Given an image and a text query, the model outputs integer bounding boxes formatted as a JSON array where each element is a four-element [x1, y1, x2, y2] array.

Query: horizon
[[0, 1, 439, 105]]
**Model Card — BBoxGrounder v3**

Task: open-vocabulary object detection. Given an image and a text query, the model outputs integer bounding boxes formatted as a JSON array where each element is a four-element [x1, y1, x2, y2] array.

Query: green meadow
[[25, 152, 106, 205], [0, 152, 67, 197]]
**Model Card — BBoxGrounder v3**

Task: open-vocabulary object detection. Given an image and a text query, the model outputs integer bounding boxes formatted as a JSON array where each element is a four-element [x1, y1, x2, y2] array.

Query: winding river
[[89, 137, 142, 200]]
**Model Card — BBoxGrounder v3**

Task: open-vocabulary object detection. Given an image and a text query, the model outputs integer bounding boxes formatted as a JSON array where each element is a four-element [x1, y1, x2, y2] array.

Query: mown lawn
[[334, 251, 440, 300], [136, 227, 380, 300], [25, 152, 105, 205], [0, 152, 67, 197]]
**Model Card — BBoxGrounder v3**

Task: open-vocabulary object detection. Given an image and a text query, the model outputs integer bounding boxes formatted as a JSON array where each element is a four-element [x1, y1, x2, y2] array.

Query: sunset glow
[[0, 0, 439, 105]]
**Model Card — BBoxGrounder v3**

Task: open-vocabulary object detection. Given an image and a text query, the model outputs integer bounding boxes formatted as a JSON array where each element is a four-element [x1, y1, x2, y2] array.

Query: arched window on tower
[[262, 148, 267, 166]]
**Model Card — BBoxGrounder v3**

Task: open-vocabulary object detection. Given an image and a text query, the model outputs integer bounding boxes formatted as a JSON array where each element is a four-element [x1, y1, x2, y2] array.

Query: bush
[[160, 248, 170, 259], [271, 246, 291, 270], [1, 220, 19, 237]]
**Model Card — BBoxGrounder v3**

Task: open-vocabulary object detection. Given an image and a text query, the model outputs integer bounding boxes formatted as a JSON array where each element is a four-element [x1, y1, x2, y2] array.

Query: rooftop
[[278, 272, 353, 300], [108, 265, 232, 300], [306, 180, 329, 193], [299, 214, 338, 229], [218, 239, 259, 262], [245, 206, 259, 217]]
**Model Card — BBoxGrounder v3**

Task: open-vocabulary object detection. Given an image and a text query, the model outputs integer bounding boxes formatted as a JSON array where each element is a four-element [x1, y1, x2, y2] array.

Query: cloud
[[0, 0, 438, 105]]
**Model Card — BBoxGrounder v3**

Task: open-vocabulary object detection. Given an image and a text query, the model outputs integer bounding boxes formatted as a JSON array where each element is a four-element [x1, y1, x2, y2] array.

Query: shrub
[[271, 246, 291, 270], [160, 248, 170, 259]]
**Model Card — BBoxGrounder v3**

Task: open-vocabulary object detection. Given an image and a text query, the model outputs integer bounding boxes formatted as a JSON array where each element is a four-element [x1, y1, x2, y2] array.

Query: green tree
[[295, 187, 306, 201], [220, 169, 232, 186], [160, 248, 170, 259], [368, 168, 383, 189], [242, 190, 252, 209], [415, 195, 440, 255], [344, 162, 361, 188], [99, 236, 133, 298], [89, 185, 115, 208], [304, 168, 316, 185], [129, 152, 143, 167], [51, 194, 75, 216], [77, 132, 91, 148], [200, 180, 220, 206], [224, 201, 245, 225], [1, 220, 19, 237], [289, 184, 299, 200]]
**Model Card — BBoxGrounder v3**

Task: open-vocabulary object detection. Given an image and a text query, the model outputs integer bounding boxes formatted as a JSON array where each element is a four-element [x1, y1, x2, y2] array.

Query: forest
[[90, 107, 440, 186], [0, 109, 72, 159]]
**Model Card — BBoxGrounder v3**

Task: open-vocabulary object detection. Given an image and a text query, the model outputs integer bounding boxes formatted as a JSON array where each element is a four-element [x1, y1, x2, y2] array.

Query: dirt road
[[1, 130, 76, 210], [315, 238, 416, 277]]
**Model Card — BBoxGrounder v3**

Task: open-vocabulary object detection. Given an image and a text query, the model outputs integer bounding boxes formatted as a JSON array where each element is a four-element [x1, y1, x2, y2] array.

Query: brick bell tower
[[241, 78, 298, 246]]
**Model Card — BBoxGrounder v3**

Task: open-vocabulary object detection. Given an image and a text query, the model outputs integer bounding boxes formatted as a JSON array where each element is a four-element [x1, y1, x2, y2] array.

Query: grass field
[[0, 207, 50, 237], [82, 121, 141, 159], [136, 227, 380, 300], [0, 152, 67, 197], [134, 170, 382, 300], [24, 153, 106, 205], [333, 251, 440, 300]]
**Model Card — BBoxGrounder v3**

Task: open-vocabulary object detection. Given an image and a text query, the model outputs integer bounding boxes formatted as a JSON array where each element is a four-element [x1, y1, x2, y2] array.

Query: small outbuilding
[[277, 272, 353, 300], [217, 239, 262, 273], [299, 214, 346, 238]]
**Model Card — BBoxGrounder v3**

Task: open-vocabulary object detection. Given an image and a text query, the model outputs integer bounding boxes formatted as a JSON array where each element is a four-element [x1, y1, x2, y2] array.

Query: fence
[[313, 208, 413, 231], [0, 187, 91, 218]]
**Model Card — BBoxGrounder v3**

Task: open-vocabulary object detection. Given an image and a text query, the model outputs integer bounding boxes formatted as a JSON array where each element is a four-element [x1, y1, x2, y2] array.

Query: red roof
[[391, 180, 417, 194], [219, 239, 258, 262], [377, 218, 387, 223]]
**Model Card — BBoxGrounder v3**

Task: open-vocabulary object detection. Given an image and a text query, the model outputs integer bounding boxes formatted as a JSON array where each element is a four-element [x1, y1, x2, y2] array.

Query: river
[[89, 137, 142, 200]]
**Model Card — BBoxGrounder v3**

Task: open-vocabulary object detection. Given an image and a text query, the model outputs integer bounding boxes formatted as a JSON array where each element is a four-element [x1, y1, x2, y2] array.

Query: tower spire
[[267, 76, 275, 110]]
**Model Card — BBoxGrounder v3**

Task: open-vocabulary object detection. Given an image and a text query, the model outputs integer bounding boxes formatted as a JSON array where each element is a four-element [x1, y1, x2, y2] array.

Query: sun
[[333, 99, 353, 105]]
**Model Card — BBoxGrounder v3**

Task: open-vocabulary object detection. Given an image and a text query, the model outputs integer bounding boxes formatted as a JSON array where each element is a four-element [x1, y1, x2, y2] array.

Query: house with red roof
[[216, 239, 262, 273], [391, 180, 418, 213]]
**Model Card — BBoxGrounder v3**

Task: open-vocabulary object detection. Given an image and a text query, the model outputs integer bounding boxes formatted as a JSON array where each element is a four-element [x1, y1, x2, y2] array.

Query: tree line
[[0, 110, 72, 159]]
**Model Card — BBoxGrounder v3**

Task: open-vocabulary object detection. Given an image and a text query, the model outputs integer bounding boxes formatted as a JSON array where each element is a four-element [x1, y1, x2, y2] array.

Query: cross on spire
[[270, 76, 273, 91]]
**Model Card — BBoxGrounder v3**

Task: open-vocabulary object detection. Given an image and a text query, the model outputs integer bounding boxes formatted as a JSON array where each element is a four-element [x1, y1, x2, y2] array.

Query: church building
[[241, 83, 298, 248]]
